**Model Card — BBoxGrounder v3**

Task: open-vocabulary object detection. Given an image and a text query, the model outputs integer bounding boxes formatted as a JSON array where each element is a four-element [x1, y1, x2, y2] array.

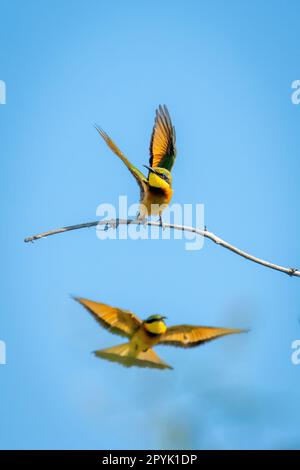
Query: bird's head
[[143, 165, 172, 189], [143, 314, 167, 335]]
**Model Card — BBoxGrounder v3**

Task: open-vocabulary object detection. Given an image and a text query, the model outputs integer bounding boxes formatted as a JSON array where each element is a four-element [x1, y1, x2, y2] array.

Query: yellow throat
[[148, 172, 170, 191], [145, 320, 167, 335]]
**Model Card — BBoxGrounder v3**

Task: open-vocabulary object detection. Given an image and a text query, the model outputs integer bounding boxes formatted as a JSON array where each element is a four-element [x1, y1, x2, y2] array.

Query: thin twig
[[24, 219, 300, 277]]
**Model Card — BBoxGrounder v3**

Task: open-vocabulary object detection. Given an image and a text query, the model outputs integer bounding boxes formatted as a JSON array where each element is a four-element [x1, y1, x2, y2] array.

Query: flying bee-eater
[[74, 297, 247, 370], [95, 105, 176, 226]]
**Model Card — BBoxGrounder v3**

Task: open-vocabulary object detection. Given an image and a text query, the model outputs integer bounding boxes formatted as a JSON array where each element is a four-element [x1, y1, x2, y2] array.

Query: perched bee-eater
[[95, 105, 176, 225], [74, 297, 247, 370]]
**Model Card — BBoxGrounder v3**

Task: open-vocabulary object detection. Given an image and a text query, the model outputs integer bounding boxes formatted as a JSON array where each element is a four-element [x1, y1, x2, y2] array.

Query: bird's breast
[[130, 326, 162, 353], [140, 185, 173, 216]]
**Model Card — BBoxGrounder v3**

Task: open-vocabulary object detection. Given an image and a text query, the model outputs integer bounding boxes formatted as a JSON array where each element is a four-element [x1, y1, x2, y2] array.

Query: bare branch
[[24, 219, 300, 277]]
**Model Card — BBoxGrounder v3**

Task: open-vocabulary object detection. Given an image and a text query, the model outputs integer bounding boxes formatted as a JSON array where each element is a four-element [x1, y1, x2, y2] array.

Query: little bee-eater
[[74, 297, 247, 370], [95, 105, 176, 225]]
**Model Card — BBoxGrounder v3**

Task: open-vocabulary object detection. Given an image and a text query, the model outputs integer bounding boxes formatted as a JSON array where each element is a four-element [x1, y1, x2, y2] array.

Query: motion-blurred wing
[[74, 297, 142, 338], [159, 325, 245, 348], [95, 126, 148, 193], [149, 105, 176, 171], [94, 344, 172, 370]]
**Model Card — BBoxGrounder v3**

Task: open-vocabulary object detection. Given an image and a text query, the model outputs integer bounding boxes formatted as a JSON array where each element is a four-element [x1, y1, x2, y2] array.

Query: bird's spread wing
[[158, 325, 245, 348], [74, 297, 142, 338], [95, 126, 148, 194], [94, 344, 172, 370], [149, 105, 176, 171]]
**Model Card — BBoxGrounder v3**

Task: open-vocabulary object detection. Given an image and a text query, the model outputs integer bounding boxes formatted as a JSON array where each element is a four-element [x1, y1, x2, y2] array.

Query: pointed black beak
[[143, 165, 157, 174]]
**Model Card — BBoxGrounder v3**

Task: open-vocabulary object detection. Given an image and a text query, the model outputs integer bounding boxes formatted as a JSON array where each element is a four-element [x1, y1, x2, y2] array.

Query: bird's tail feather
[[94, 343, 172, 370]]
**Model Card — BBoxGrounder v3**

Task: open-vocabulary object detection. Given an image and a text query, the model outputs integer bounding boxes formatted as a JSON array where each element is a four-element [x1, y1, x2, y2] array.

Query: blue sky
[[0, 0, 300, 449]]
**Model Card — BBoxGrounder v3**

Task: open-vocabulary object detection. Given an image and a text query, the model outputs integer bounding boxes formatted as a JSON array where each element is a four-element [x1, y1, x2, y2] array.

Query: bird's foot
[[134, 211, 148, 226], [159, 216, 166, 230]]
